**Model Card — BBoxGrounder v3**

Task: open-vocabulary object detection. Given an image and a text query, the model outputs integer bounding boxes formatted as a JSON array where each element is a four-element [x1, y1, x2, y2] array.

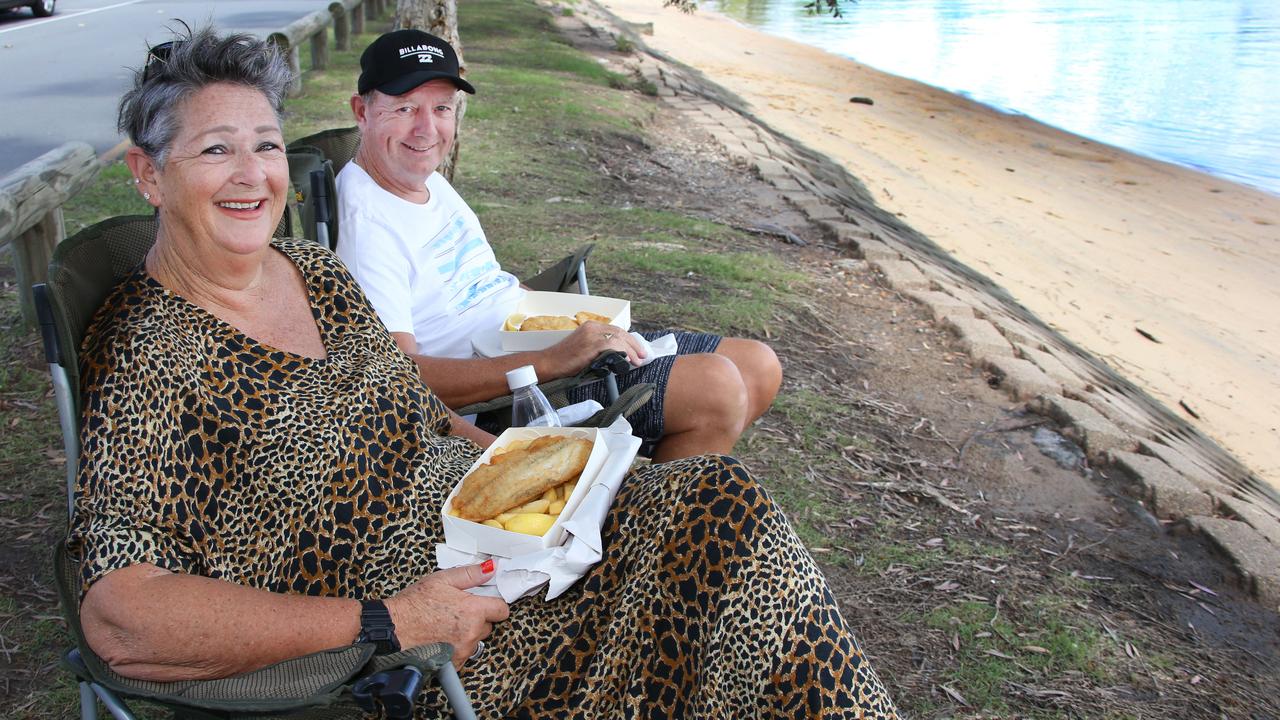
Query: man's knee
[[717, 338, 781, 418], [666, 353, 749, 430], [733, 339, 782, 393]]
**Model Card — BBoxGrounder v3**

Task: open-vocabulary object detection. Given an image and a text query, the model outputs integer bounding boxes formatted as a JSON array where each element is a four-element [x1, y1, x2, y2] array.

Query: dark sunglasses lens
[[143, 41, 176, 81]]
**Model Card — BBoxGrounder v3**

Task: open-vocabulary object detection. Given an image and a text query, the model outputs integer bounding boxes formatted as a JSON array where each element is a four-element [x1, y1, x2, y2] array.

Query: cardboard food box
[[499, 291, 631, 352], [441, 426, 610, 557]]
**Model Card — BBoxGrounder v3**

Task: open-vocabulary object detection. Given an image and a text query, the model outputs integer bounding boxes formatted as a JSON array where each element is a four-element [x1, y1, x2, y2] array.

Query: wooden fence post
[[0, 142, 99, 325], [332, 2, 351, 51], [311, 27, 329, 70], [268, 34, 304, 97], [354, 0, 366, 35], [11, 211, 62, 324]]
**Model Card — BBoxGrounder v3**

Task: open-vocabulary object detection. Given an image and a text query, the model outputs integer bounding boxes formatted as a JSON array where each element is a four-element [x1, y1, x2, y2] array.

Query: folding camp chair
[[287, 127, 359, 252], [285, 146, 339, 249], [290, 126, 362, 177], [33, 216, 476, 720]]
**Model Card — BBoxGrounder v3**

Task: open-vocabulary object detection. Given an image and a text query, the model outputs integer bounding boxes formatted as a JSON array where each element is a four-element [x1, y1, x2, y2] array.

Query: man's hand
[[539, 321, 646, 378], [384, 563, 510, 669]]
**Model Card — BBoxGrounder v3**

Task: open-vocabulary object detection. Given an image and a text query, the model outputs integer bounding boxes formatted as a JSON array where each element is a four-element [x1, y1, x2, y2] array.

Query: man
[[336, 30, 781, 462]]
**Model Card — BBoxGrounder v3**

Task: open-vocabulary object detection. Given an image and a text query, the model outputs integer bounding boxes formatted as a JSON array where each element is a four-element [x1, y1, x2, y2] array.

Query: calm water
[[708, 0, 1280, 195]]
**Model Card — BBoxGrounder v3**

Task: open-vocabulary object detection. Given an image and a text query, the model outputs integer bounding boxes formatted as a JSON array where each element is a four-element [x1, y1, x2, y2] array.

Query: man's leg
[[566, 333, 782, 462], [712, 338, 782, 426], [651, 353, 750, 463]]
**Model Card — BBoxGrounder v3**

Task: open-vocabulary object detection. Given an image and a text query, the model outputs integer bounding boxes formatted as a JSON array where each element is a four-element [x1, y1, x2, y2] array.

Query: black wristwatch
[[356, 599, 401, 655]]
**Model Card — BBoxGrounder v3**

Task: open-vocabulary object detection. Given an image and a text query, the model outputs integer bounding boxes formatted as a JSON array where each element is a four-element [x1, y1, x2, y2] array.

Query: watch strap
[[357, 599, 401, 655]]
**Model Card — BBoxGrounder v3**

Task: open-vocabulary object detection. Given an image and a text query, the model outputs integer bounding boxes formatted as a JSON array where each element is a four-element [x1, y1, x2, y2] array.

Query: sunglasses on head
[[143, 40, 180, 82]]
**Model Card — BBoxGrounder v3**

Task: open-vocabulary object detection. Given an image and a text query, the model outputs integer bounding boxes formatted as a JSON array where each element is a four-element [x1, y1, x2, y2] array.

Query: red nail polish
[[481, 558, 495, 574]]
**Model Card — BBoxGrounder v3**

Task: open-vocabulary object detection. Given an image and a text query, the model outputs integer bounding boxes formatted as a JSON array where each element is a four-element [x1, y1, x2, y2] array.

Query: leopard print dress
[[68, 239, 898, 718]]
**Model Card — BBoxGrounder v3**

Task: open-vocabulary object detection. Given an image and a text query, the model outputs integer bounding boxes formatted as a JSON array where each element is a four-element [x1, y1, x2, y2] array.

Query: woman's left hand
[[384, 562, 509, 669]]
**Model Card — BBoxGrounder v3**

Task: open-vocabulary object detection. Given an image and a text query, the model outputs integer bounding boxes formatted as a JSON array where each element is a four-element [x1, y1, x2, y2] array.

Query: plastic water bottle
[[506, 365, 562, 428]]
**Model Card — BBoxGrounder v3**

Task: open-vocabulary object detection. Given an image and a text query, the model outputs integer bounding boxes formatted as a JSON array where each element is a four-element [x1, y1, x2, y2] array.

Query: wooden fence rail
[[1, 0, 378, 325], [0, 143, 100, 324]]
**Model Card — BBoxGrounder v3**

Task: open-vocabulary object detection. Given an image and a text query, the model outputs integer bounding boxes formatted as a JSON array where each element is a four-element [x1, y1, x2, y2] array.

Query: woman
[[68, 27, 899, 718]]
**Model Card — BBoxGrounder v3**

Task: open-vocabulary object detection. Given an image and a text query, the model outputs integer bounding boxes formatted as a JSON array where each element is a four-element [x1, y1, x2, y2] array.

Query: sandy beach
[[601, 0, 1280, 488]]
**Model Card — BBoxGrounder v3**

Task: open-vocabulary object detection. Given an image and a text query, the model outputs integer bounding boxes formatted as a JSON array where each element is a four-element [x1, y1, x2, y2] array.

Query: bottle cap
[[505, 364, 538, 391]]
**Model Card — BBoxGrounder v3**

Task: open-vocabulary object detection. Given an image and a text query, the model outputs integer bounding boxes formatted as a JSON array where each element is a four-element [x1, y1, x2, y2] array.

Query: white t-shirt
[[336, 162, 523, 359]]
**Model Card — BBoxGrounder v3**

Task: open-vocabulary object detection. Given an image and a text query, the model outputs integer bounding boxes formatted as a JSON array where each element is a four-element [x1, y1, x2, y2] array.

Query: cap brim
[[378, 71, 476, 96]]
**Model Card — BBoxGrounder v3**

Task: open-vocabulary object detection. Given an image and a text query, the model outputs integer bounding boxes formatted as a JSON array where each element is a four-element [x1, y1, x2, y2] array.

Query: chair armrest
[[523, 244, 595, 294], [455, 351, 627, 417]]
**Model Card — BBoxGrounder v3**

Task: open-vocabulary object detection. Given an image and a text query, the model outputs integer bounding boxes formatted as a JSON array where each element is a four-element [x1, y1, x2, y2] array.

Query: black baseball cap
[[357, 29, 476, 96]]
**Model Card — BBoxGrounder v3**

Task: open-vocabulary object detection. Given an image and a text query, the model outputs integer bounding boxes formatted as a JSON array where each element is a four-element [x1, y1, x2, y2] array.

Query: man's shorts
[[564, 330, 722, 444]]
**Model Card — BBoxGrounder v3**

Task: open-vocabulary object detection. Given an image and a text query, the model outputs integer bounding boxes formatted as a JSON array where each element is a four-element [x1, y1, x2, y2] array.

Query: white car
[[0, 0, 54, 18]]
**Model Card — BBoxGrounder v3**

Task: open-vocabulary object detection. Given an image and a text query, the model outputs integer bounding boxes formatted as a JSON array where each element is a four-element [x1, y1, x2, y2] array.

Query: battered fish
[[451, 436, 593, 521], [574, 310, 612, 325], [520, 315, 578, 331]]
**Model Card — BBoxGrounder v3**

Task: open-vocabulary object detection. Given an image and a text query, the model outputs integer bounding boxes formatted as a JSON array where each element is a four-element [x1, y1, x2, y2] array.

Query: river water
[[707, 0, 1280, 195]]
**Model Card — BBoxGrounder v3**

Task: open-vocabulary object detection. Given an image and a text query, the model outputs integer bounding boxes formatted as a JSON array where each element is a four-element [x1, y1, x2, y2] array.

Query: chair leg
[[89, 683, 137, 720], [436, 662, 477, 720], [49, 364, 79, 519], [605, 374, 620, 404], [79, 681, 97, 720]]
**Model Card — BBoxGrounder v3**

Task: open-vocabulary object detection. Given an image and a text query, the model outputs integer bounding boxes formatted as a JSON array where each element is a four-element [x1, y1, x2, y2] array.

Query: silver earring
[[133, 178, 140, 185], [143, 192, 151, 201]]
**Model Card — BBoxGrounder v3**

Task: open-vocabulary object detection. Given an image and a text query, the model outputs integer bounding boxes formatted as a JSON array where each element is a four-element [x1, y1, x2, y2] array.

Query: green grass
[[918, 595, 1107, 713], [0, 282, 71, 718], [62, 162, 150, 235]]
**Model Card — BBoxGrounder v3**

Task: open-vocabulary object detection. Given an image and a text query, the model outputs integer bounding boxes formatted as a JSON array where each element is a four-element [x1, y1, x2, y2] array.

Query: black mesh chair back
[[290, 126, 361, 176], [38, 215, 156, 427]]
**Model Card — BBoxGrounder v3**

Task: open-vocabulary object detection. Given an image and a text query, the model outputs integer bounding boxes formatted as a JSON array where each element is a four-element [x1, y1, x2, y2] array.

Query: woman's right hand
[[384, 562, 510, 669]]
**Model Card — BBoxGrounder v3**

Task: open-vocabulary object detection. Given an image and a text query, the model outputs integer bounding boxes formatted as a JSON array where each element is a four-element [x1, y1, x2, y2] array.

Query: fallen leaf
[[1188, 580, 1219, 597], [1021, 645, 1050, 654], [984, 649, 1016, 659], [1135, 326, 1161, 343], [934, 580, 960, 591], [1190, 675, 1203, 685], [939, 683, 968, 706]]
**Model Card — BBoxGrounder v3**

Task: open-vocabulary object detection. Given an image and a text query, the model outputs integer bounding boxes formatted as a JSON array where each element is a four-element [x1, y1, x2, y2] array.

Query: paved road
[[0, 0, 338, 178]]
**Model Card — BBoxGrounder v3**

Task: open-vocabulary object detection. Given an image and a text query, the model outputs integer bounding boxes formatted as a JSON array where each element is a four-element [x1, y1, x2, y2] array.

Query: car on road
[[0, 0, 54, 18]]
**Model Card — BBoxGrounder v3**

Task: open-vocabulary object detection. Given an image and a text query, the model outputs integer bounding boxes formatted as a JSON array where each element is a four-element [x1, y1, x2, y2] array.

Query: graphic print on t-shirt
[[429, 210, 508, 316]]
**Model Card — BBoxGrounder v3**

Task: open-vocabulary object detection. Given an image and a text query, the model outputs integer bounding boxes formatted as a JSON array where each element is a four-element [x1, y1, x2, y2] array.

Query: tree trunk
[[393, 0, 465, 182]]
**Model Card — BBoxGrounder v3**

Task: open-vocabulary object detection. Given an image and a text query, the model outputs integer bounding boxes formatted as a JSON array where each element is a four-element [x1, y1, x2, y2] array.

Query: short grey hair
[[118, 27, 294, 168]]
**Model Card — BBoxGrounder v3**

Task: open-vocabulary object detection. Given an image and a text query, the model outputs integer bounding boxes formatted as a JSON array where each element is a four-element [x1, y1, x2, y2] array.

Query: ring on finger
[[469, 641, 486, 661], [602, 332, 614, 340]]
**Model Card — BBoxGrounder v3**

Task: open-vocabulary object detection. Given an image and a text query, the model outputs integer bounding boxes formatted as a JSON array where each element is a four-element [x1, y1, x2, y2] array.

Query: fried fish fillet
[[452, 436, 593, 521], [574, 310, 612, 325], [520, 314, 579, 331]]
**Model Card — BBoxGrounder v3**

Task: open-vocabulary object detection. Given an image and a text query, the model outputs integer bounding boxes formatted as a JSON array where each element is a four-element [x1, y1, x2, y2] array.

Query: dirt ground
[[590, 108, 1280, 717]]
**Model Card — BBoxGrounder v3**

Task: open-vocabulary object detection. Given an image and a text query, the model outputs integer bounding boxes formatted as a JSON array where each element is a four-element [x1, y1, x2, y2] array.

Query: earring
[[132, 178, 140, 185], [143, 192, 151, 201]]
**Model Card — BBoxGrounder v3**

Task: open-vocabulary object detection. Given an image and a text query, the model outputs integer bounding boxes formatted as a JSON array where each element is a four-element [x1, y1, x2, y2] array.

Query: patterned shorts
[[564, 330, 722, 443]]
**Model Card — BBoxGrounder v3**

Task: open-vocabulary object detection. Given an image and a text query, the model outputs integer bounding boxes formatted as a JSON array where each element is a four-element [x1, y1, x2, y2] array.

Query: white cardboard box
[[441, 426, 610, 557], [499, 291, 631, 352]]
